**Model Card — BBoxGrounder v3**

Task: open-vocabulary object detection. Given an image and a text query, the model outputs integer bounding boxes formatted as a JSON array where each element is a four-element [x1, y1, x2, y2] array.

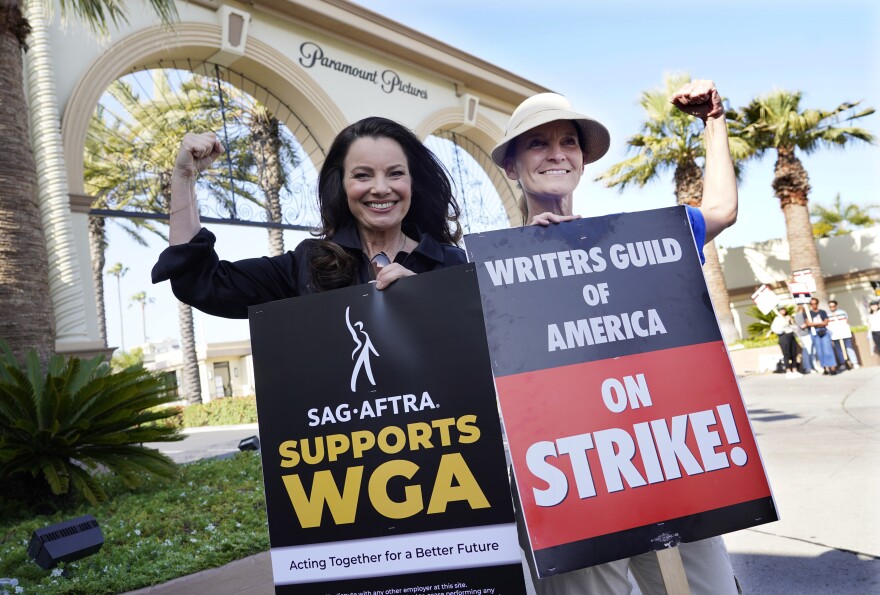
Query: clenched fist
[[174, 132, 225, 177], [671, 79, 724, 122]]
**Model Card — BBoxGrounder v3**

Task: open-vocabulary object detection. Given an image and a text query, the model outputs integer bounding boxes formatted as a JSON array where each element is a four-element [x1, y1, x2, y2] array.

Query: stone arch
[[416, 108, 520, 227], [62, 22, 347, 194]]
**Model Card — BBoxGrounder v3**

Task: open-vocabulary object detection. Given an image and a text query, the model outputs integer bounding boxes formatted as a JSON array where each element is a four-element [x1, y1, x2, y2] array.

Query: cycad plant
[[745, 304, 796, 339], [0, 343, 183, 506]]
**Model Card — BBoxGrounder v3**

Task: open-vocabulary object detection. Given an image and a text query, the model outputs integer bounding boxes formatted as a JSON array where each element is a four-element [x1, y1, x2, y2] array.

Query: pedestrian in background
[[794, 304, 816, 374], [827, 300, 860, 370], [869, 300, 880, 356], [803, 298, 837, 375], [771, 306, 800, 379]]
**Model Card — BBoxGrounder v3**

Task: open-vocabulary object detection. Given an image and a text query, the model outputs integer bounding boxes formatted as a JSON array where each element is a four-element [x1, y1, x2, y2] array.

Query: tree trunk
[[88, 215, 108, 346], [774, 147, 826, 301], [160, 178, 202, 403], [0, 4, 55, 364], [675, 160, 739, 343], [177, 300, 202, 405], [702, 241, 739, 342], [783, 202, 826, 301], [252, 113, 285, 256]]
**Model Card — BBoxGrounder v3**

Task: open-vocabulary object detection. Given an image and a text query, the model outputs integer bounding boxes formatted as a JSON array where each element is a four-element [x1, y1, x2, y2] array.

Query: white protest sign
[[792, 269, 817, 293], [787, 281, 812, 305], [827, 314, 852, 340], [750, 285, 779, 315]]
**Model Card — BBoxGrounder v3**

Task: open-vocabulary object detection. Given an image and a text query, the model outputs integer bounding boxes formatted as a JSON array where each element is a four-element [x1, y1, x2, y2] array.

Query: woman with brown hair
[[152, 117, 466, 314]]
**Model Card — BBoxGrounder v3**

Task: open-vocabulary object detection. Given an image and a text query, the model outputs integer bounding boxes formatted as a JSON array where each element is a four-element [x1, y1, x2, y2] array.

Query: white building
[[21, 0, 880, 385], [142, 338, 255, 402], [722, 226, 880, 334], [30, 0, 543, 360]]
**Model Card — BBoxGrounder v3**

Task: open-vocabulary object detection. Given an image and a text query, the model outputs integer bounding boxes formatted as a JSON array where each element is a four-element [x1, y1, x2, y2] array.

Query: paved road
[[140, 368, 880, 594], [720, 367, 880, 594], [148, 424, 261, 464]]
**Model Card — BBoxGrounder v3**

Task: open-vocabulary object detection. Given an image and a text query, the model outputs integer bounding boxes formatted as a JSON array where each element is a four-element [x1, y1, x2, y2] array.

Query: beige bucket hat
[[490, 93, 611, 168]]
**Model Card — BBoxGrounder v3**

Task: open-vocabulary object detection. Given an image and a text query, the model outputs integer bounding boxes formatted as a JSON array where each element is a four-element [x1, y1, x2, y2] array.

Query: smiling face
[[503, 120, 586, 203], [343, 136, 412, 234]]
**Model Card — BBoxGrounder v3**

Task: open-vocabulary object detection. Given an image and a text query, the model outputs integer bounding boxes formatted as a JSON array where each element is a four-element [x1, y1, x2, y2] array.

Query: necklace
[[366, 233, 407, 279]]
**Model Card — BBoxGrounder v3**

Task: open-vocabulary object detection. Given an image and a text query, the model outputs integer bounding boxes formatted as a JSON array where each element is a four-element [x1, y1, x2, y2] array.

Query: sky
[[100, 0, 880, 353]]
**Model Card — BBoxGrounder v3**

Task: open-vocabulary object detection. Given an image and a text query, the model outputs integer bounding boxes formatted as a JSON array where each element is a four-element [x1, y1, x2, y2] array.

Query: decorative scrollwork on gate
[[84, 60, 323, 232], [426, 131, 515, 234]]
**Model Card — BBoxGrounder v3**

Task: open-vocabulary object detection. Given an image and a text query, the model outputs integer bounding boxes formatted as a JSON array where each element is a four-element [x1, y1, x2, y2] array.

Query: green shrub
[[0, 343, 183, 506], [110, 347, 144, 372], [733, 336, 782, 349], [181, 395, 258, 427]]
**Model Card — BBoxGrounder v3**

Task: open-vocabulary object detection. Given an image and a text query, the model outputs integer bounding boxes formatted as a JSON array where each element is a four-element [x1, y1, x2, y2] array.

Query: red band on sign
[[498, 341, 772, 551]]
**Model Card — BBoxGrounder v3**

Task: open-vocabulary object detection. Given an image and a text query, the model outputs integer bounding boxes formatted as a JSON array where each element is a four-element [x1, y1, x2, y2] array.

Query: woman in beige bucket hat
[[497, 81, 742, 594], [493, 80, 737, 240]]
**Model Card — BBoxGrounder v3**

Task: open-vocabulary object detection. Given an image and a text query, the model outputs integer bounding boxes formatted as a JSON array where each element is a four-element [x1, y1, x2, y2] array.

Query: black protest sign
[[466, 206, 777, 577], [249, 264, 526, 594]]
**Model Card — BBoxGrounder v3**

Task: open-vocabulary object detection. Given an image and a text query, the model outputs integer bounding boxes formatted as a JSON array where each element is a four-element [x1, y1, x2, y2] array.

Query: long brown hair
[[308, 117, 462, 291]]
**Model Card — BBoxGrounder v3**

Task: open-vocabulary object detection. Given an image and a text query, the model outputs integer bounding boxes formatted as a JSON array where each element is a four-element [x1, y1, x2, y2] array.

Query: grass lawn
[[0, 451, 269, 594]]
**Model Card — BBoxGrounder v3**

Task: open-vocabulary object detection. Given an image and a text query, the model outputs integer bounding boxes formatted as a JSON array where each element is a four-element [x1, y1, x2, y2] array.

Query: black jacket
[[151, 222, 467, 319]]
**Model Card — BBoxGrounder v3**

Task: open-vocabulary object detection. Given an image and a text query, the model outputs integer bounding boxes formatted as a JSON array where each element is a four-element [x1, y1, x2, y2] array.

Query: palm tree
[[250, 109, 287, 256], [729, 91, 874, 300], [810, 193, 878, 238], [86, 68, 306, 401], [85, 73, 232, 405], [198, 79, 303, 255], [85, 106, 166, 347], [596, 73, 750, 343], [0, 0, 176, 365], [106, 262, 128, 351], [130, 291, 155, 344]]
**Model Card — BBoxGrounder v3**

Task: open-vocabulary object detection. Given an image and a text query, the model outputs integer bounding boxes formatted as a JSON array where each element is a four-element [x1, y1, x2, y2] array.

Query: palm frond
[[58, 0, 177, 35]]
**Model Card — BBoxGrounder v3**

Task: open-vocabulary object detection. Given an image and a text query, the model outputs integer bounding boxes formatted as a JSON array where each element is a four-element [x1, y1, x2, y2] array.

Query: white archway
[[63, 22, 348, 194], [416, 108, 520, 227]]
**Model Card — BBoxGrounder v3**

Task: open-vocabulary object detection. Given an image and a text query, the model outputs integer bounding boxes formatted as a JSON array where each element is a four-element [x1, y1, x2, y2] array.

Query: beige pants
[[511, 477, 741, 595], [522, 536, 741, 595]]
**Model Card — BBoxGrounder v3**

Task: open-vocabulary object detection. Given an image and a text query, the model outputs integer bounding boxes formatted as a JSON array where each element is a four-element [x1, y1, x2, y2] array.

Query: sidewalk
[[723, 366, 880, 594], [127, 368, 880, 594]]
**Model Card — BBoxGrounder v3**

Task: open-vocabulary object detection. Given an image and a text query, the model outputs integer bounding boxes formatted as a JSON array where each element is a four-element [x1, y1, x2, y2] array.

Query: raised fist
[[174, 132, 225, 176], [671, 79, 724, 122]]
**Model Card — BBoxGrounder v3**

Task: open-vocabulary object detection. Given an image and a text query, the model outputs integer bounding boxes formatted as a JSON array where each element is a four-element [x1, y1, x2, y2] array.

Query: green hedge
[[732, 336, 781, 349], [180, 395, 259, 427]]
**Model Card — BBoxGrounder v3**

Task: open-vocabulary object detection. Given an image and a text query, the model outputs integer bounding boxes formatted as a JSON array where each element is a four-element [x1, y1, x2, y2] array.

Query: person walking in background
[[771, 306, 800, 378], [827, 300, 860, 369], [794, 304, 816, 374], [869, 300, 880, 356], [803, 298, 837, 375]]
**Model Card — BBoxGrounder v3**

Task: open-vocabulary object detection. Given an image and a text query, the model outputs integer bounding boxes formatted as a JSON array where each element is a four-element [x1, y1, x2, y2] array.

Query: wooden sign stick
[[657, 546, 692, 595]]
